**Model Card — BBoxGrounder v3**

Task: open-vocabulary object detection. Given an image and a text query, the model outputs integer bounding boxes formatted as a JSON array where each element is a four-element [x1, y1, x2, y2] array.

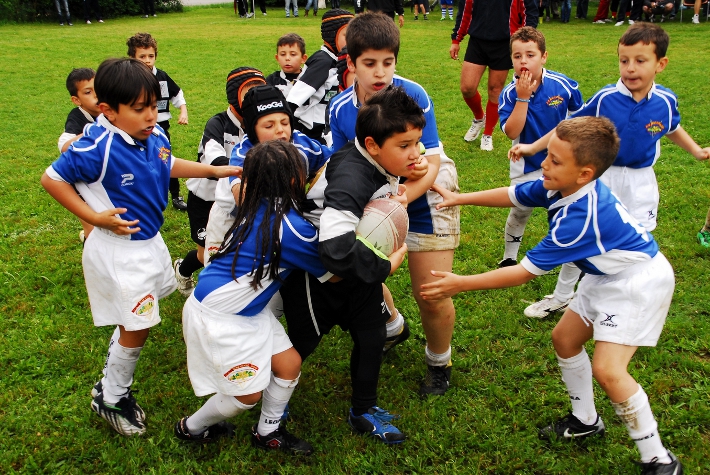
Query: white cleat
[[480, 134, 493, 151], [464, 117, 485, 142], [524, 295, 572, 318]]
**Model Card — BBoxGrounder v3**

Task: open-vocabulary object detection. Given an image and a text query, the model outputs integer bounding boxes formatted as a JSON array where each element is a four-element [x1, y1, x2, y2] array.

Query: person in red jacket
[[450, 0, 538, 152]]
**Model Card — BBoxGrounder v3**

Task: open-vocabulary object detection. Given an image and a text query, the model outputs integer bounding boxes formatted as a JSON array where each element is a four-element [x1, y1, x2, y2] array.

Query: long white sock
[[258, 373, 299, 436], [186, 393, 254, 435], [386, 312, 404, 338], [101, 326, 121, 378], [612, 385, 671, 464], [503, 207, 533, 261], [557, 349, 597, 424], [552, 263, 582, 302], [425, 346, 451, 367], [101, 340, 142, 404]]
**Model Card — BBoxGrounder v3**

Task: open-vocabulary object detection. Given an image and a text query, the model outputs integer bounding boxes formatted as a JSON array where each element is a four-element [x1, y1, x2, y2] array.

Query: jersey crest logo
[[224, 363, 259, 383], [600, 313, 618, 328], [645, 120, 664, 136], [158, 147, 171, 165], [132, 294, 155, 317], [546, 95, 564, 108]]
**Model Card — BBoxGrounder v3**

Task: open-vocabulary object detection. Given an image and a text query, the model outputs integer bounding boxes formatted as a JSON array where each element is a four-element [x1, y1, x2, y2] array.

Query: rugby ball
[[356, 199, 409, 256]]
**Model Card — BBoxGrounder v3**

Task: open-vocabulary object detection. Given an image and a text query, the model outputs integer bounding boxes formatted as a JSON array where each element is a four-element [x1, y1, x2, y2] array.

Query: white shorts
[[203, 203, 236, 266], [182, 296, 293, 397], [511, 168, 543, 186], [600, 166, 658, 232], [82, 229, 177, 331], [405, 157, 461, 252], [569, 253, 674, 347]]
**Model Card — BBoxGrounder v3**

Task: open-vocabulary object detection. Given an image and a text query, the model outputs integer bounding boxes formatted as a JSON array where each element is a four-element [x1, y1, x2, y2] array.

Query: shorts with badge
[[569, 253, 674, 347], [405, 156, 460, 252], [600, 165, 659, 232], [182, 296, 293, 397], [82, 229, 177, 331], [464, 37, 513, 70]]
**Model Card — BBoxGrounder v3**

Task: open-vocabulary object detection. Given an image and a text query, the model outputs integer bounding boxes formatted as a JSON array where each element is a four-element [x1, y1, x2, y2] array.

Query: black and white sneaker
[[538, 413, 605, 441], [498, 258, 517, 268], [419, 363, 452, 396], [383, 320, 410, 356], [634, 451, 683, 475], [174, 416, 235, 443], [91, 391, 146, 436], [251, 424, 314, 455], [91, 381, 145, 422]]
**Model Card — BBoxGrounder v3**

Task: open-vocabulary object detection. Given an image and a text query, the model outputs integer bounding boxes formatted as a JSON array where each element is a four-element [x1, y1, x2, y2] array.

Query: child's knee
[[591, 359, 626, 388], [236, 392, 261, 406]]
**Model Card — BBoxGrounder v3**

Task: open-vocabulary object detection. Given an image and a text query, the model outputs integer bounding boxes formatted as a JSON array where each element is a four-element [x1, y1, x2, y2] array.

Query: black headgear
[[241, 85, 294, 144], [321, 9, 354, 54], [226, 67, 266, 117], [336, 47, 350, 92]]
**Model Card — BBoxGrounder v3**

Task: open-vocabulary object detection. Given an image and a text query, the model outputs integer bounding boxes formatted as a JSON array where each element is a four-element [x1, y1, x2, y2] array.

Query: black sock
[[179, 250, 203, 277]]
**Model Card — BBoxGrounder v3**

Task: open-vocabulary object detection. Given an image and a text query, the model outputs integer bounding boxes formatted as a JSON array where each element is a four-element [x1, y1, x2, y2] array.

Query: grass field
[[1, 4, 709, 473]]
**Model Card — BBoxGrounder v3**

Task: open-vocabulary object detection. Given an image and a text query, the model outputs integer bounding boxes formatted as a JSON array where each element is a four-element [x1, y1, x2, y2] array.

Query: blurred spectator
[[83, 0, 103, 23], [55, 0, 72, 25]]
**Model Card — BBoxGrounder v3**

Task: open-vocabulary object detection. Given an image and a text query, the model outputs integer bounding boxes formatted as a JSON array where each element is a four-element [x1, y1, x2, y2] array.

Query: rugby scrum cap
[[226, 67, 266, 116], [336, 47, 349, 92], [321, 9, 354, 54], [241, 85, 294, 144]]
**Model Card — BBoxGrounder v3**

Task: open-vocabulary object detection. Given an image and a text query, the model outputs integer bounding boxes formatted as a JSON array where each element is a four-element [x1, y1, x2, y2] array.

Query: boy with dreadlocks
[[175, 141, 330, 455], [286, 8, 354, 144]]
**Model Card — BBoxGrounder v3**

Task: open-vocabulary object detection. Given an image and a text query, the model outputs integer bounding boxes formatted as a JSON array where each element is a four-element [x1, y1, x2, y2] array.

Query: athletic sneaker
[[419, 363, 451, 396], [480, 134, 494, 151], [464, 117, 485, 142], [91, 391, 146, 436], [440, 16, 446, 20], [246, 12, 254, 17], [79, 230, 85, 243], [172, 196, 188, 211], [498, 258, 517, 268], [593, 19, 606, 23], [634, 451, 684, 475], [538, 413, 605, 441], [524, 294, 571, 318], [251, 424, 314, 455], [91, 381, 145, 422], [174, 416, 235, 443], [692, 14, 699, 23], [174, 258, 195, 297], [628, 19, 635, 24], [348, 407, 405, 444], [86, 20, 91, 24], [615, 20, 624, 26], [697, 230, 710, 247], [383, 319, 410, 355]]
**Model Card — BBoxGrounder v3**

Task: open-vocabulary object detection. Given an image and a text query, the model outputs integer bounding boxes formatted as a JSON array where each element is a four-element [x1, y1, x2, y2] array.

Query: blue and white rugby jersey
[[499, 69, 583, 177], [328, 75, 442, 156], [193, 202, 331, 315], [572, 79, 680, 169], [47, 115, 174, 241], [510, 179, 658, 276]]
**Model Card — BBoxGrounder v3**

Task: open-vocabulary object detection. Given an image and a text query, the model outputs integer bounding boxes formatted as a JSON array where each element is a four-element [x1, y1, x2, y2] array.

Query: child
[[40, 58, 240, 437], [266, 33, 308, 99], [175, 141, 326, 454], [288, 86, 415, 444], [422, 116, 683, 474], [440, 0, 454, 20], [174, 67, 265, 297], [58, 67, 102, 243], [328, 12, 461, 397], [127, 32, 190, 211], [286, 8, 354, 143], [518, 23, 709, 314], [497, 26, 583, 320], [58, 68, 101, 153]]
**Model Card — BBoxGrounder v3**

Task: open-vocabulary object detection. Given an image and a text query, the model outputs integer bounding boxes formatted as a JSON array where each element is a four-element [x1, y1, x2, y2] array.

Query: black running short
[[187, 192, 213, 247], [464, 37, 513, 70]]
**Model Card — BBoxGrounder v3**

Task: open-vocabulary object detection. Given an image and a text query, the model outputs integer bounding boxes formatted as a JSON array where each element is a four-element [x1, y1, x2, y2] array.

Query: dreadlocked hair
[[218, 140, 308, 290]]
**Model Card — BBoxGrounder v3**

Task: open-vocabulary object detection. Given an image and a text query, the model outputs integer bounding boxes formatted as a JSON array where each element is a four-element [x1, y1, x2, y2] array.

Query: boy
[[497, 26, 584, 320], [519, 23, 710, 315], [58, 67, 102, 243], [286, 9, 353, 143], [174, 67, 265, 297], [127, 32, 190, 211], [266, 33, 308, 99], [40, 58, 240, 437], [328, 11, 461, 397], [422, 116, 683, 474]]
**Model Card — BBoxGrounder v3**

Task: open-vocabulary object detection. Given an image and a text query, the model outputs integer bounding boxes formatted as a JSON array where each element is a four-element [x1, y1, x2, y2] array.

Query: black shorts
[[187, 191, 213, 247], [464, 37, 513, 70], [281, 270, 390, 360]]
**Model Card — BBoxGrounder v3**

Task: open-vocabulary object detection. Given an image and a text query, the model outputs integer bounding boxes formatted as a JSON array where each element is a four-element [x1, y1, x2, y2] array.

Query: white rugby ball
[[356, 199, 409, 256]]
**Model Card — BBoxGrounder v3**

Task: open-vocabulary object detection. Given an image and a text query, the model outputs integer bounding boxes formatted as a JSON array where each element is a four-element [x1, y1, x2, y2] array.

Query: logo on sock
[[132, 294, 155, 317]]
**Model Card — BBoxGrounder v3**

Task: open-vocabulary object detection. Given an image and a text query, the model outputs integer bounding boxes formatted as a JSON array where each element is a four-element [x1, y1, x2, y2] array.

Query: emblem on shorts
[[197, 228, 207, 240], [546, 95, 564, 108], [645, 120, 664, 136], [600, 313, 618, 328], [158, 147, 170, 165], [132, 294, 155, 317], [224, 363, 259, 383]]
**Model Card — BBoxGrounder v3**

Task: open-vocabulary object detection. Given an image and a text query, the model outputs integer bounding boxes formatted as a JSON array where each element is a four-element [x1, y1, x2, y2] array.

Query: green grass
[[1, 5, 709, 473]]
